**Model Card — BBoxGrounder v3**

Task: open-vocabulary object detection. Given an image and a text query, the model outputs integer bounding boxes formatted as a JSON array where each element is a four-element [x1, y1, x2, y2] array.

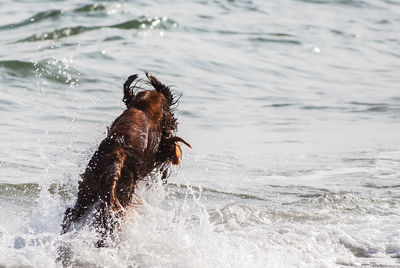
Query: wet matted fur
[[60, 72, 190, 244]]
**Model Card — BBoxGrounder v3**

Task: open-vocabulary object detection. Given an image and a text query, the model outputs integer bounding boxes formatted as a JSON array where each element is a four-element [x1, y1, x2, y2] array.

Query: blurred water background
[[0, 0, 400, 267]]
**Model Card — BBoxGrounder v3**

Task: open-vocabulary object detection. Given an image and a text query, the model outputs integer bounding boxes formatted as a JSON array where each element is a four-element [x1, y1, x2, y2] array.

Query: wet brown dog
[[60, 73, 190, 244]]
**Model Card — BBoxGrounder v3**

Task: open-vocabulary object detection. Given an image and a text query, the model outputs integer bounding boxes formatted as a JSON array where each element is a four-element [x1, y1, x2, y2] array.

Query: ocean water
[[1, 0, 400, 267]]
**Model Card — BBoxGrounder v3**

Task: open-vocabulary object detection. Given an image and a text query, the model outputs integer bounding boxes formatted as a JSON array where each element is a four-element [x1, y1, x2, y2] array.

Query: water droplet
[[312, 46, 321, 53]]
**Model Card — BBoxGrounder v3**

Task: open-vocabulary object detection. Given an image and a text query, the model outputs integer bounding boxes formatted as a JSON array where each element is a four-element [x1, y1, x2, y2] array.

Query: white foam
[[1, 170, 400, 267]]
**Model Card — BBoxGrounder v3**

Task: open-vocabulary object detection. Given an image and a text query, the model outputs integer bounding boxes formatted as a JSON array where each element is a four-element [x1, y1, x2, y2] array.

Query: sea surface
[[0, 0, 399, 267]]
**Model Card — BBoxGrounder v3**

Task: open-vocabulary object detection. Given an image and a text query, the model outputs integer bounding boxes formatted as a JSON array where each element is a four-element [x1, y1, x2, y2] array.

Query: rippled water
[[1, 0, 400, 267]]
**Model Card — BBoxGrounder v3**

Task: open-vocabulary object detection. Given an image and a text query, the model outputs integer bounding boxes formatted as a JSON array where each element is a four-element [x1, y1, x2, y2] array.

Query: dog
[[60, 72, 190, 244]]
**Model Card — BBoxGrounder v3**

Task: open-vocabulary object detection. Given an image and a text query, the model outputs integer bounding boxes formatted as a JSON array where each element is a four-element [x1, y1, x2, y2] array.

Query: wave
[[168, 183, 268, 201], [18, 25, 98, 42], [295, 0, 370, 7], [0, 59, 79, 84], [0, 10, 63, 30], [0, 183, 41, 198], [1, 179, 398, 267], [0, 181, 267, 204], [261, 101, 399, 115], [73, 4, 107, 13], [249, 37, 302, 45], [0, 60, 36, 77], [17, 17, 177, 43], [0, 182, 72, 200], [364, 183, 400, 189], [0, 4, 108, 30]]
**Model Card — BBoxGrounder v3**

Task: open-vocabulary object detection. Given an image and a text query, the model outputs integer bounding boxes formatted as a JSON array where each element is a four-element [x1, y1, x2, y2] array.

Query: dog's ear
[[123, 74, 138, 107], [145, 72, 173, 105], [170, 136, 191, 165]]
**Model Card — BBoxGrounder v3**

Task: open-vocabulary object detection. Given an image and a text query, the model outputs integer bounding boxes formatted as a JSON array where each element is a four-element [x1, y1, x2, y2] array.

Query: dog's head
[[122, 73, 191, 165]]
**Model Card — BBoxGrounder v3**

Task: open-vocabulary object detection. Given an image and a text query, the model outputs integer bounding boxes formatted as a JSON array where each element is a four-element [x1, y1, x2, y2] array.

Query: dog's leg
[[106, 149, 127, 212], [161, 167, 169, 184], [94, 151, 127, 247], [60, 206, 85, 234]]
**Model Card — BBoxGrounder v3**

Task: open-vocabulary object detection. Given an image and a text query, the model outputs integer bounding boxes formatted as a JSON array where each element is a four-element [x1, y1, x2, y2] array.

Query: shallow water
[[1, 0, 400, 267]]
